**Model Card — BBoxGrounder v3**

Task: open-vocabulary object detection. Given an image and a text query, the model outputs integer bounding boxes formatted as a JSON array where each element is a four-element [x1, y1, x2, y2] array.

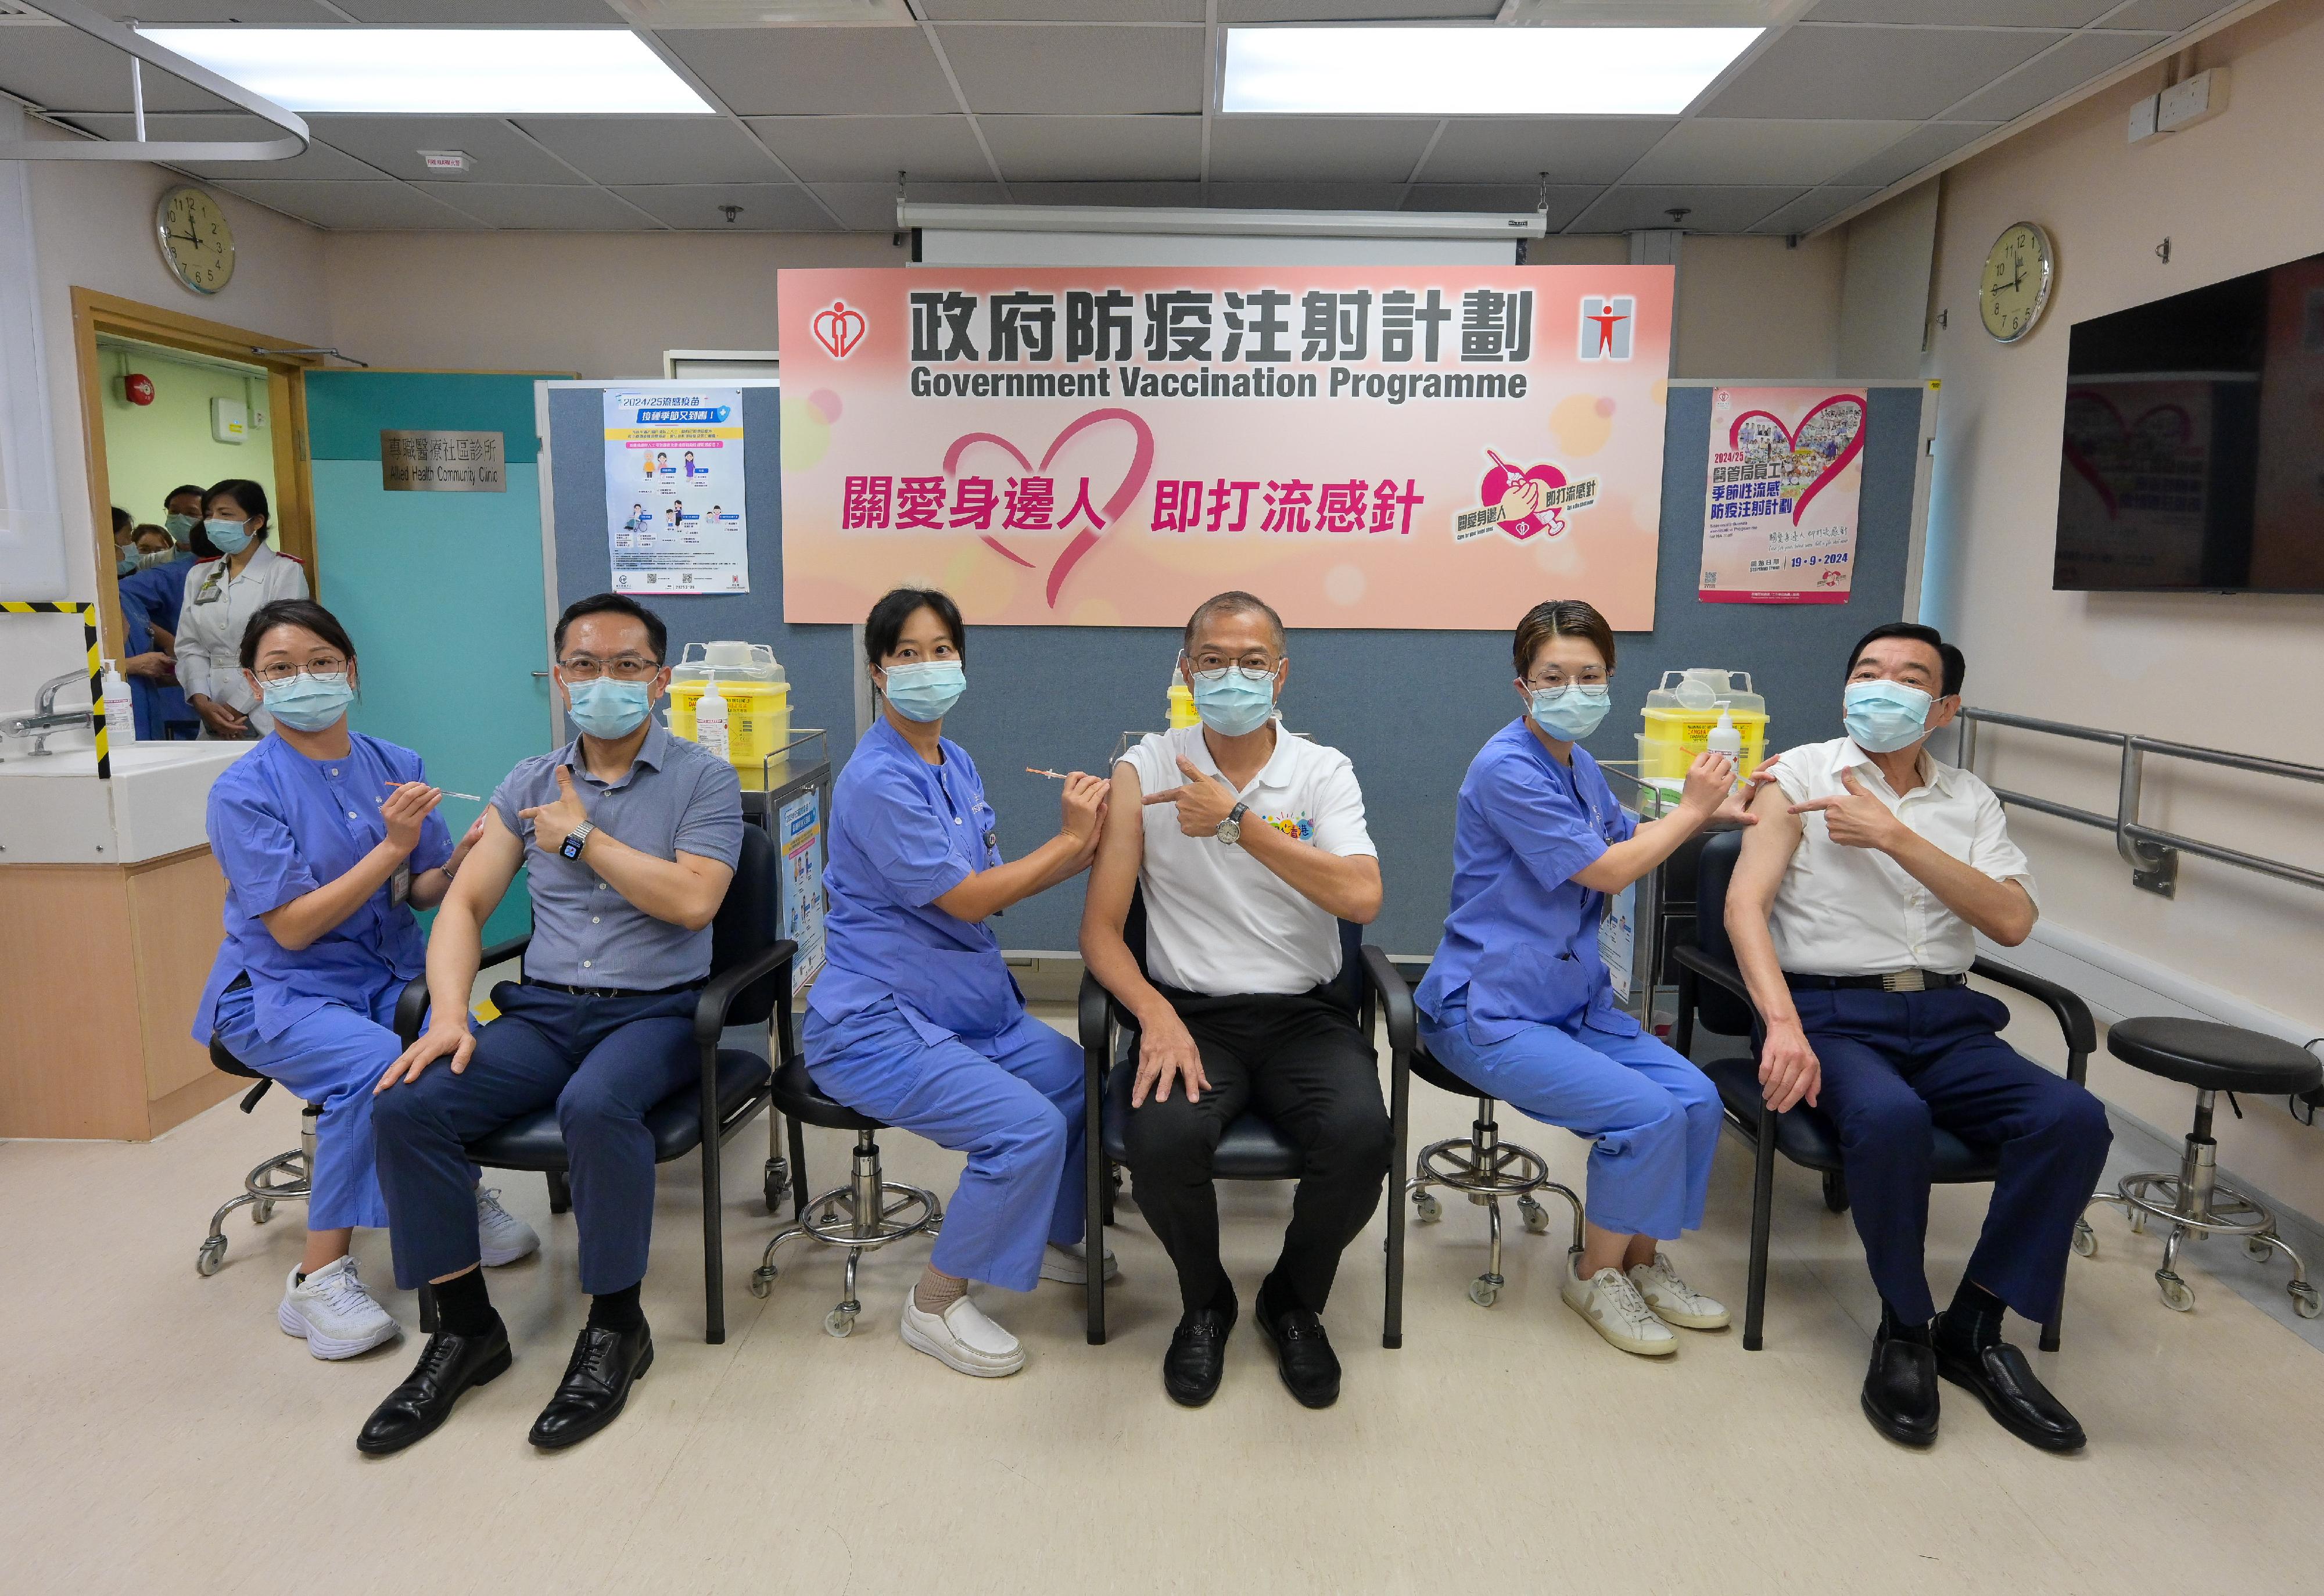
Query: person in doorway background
[[118, 525, 192, 739], [175, 480, 308, 739], [163, 482, 206, 553], [109, 505, 137, 575]]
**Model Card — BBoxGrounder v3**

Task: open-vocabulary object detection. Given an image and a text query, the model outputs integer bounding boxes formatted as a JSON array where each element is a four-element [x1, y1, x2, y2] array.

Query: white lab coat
[[174, 541, 310, 737]]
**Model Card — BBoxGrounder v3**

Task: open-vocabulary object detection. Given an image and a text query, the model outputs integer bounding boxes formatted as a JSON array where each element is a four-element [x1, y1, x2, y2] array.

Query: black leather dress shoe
[[356, 1319, 512, 1457], [1862, 1321, 1939, 1448], [1936, 1339, 2087, 1452], [1163, 1299, 1236, 1408], [1255, 1297, 1342, 1409], [529, 1322, 654, 1451]]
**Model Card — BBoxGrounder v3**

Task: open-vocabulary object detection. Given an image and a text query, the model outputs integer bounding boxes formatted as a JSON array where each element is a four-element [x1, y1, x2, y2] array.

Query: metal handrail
[[1954, 707, 2324, 899]]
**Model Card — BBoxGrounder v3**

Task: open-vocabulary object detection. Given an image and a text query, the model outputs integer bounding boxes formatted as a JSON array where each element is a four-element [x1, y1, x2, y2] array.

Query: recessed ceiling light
[[1220, 26, 1761, 116], [137, 28, 715, 116]]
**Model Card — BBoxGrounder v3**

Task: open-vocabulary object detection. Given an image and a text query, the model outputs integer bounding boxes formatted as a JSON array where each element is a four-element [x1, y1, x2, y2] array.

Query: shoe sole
[[1861, 1389, 1939, 1448], [1935, 1359, 2085, 1453], [1252, 1315, 1340, 1409], [354, 1343, 512, 1457], [1647, 1303, 1733, 1332], [279, 1299, 404, 1360], [1562, 1292, 1678, 1357], [479, 1238, 539, 1268], [529, 1344, 652, 1451], [899, 1314, 1024, 1378]]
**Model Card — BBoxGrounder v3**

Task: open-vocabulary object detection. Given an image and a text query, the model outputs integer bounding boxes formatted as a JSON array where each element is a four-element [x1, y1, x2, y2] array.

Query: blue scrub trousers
[[211, 973, 403, 1232], [804, 998, 1085, 1294], [372, 982, 698, 1295], [1418, 993, 1720, 1241]]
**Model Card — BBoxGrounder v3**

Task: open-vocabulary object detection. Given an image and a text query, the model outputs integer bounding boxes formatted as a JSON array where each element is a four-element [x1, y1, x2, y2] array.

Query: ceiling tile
[[935, 23, 1205, 114], [1828, 119, 1995, 187], [664, 27, 960, 116], [334, 0, 626, 16], [1806, 0, 2114, 21], [1703, 23, 2064, 119], [1205, 181, 1412, 210], [1748, 185, 1881, 234], [919, 0, 1202, 17], [815, 178, 1006, 228], [1944, 29, 2166, 122], [1416, 119, 1677, 185], [1625, 119, 1917, 186], [307, 116, 587, 183], [606, 183, 840, 231], [1568, 184, 1806, 231], [1407, 183, 1597, 228], [981, 116, 1201, 181], [50, 113, 389, 180], [417, 182, 654, 230], [213, 178, 487, 229], [746, 115, 992, 182], [2106, 0, 2236, 30], [1223, 0, 1498, 17], [0, 28, 243, 113], [514, 116, 785, 185], [1207, 117, 1439, 182], [1005, 181, 1207, 207]]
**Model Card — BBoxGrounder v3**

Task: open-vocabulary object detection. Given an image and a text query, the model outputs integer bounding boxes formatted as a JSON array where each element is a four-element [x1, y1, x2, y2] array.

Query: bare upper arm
[[1727, 783, 1802, 913], [1081, 764, 1145, 937], [446, 806, 526, 921]]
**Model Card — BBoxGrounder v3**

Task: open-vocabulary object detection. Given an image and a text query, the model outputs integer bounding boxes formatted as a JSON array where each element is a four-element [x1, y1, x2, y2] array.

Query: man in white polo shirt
[[1082, 591, 1389, 1411]]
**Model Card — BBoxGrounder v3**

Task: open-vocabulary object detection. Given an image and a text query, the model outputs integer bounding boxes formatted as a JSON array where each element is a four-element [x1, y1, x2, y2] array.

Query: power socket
[[2127, 92, 2162, 145], [2157, 67, 2230, 134]]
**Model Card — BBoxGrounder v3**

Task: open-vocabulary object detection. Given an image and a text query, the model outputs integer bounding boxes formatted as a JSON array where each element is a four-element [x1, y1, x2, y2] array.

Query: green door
[[304, 371, 556, 945]]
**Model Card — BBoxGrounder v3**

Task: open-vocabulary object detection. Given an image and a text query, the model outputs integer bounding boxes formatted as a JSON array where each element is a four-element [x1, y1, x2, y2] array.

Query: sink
[[0, 740, 254, 864]]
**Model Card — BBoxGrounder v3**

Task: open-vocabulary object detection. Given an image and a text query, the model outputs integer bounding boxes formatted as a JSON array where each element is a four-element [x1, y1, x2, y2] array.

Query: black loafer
[[1163, 1299, 1236, 1408], [528, 1322, 654, 1451], [1936, 1339, 2086, 1453], [1862, 1321, 1939, 1448], [1255, 1294, 1341, 1409], [356, 1319, 512, 1457]]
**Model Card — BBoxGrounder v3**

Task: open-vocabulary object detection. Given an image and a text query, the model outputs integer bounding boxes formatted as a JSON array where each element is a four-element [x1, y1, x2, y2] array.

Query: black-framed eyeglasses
[[560, 655, 661, 682]]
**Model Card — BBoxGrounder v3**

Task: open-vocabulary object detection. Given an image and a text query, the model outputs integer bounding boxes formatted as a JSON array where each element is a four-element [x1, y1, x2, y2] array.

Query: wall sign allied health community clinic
[[605, 388, 751, 596], [777, 265, 1676, 630]]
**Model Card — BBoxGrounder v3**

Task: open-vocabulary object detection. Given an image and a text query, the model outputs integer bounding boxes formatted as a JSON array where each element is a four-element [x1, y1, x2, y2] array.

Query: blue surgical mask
[[882, 660, 965, 723], [1189, 666, 1277, 737], [205, 517, 253, 555], [164, 512, 198, 546], [117, 552, 139, 576], [1529, 684, 1612, 741], [566, 677, 652, 740], [1844, 679, 1935, 753], [261, 673, 354, 733]]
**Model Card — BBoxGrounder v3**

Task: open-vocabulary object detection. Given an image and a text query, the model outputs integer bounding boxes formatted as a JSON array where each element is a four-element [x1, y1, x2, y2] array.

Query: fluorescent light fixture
[[1221, 26, 1760, 116], [898, 202, 1547, 240], [138, 28, 714, 115]]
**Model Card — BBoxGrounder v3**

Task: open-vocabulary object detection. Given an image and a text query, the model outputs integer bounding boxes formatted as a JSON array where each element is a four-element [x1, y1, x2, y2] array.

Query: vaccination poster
[[604, 388, 750, 595], [777, 788, 826, 988], [776, 264, 1675, 630], [1697, 385, 1866, 605]]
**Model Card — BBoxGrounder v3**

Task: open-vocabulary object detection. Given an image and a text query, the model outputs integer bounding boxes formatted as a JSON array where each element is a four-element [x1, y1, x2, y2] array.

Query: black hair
[[554, 592, 668, 663], [863, 587, 966, 668], [203, 479, 271, 540], [1847, 621, 1964, 698], [240, 598, 356, 671], [112, 505, 132, 534], [1183, 590, 1285, 655], [1512, 598, 1615, 679], [166, 483, 206, 510]]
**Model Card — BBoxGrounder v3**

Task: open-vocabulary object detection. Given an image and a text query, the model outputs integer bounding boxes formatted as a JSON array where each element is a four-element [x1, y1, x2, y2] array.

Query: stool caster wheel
[[1518, 1197, 1550, 1235], [2129, 1208, 2148, 1235], [1412, 1192, 1442, 1225], [1468, 1276, 1500, 1308], [763, 1160, 787, 1216], [2071, 1218, 2097, 1258], [2292, 1283, 2321, 1320], [1820, 1171, 1849, 1215], [824, 1307, 857, 1338], [2157, 1272, 2195, 1312], [749, 1267, 774, 1299], [2246, 1236, 2276, 1263], [252, 1200, 275, 1226], [195, 1236, 226, 1276]]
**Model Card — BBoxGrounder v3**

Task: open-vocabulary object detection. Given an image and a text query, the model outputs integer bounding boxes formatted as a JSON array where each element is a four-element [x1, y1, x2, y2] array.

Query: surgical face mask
[[1844, 678, 1935, 754], [164, 512, 198, 546], [1529, 683, 1612, 741], [881, 659, 964, 723], [1189, 665, 1277, 737], [117, 552, 139, 576], [261, 672, 354, 733], [565, 677, 653, 740], [205, 517, 254, 556]]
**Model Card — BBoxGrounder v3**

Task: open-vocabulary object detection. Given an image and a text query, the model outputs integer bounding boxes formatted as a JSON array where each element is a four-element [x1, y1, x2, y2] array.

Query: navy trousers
[[1794, 984, 2111, 1326], [374, 982, 700, 1296]]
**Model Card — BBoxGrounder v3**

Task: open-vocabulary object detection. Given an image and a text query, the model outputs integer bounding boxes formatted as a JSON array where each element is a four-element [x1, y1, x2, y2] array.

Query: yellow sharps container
[[669, 641, 789, 790], [1637, 668, 1767, 780]]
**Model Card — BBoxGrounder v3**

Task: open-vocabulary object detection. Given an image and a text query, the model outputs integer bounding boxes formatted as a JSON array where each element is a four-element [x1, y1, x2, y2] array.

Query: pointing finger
[[1838, 767, 1867, 795], [1787, 797, 1842, 815], [1142, 787, 1185, 807]]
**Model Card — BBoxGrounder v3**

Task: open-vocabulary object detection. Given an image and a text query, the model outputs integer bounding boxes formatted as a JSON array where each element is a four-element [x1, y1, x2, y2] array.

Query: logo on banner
[[1579, 296, 1634, 361], [1455, 449, 1599, 543], [812, 300, 867, 360]]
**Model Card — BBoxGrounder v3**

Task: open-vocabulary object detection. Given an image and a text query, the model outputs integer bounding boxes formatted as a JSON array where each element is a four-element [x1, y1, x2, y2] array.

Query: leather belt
[[522, 977, 706, 999], [1785, 970, 1967, 993]]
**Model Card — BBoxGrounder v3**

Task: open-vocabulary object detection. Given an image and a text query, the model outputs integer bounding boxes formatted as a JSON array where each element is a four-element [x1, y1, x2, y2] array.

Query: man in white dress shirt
[[1726, 622, 2110, 1454]]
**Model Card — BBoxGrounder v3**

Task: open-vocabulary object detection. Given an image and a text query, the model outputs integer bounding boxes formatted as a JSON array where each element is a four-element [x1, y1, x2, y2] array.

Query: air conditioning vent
[[608, 0, 915, 24]]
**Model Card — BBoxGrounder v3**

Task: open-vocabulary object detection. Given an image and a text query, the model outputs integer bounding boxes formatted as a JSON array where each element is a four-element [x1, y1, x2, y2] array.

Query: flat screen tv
[[2054, 249, 2324, 593]]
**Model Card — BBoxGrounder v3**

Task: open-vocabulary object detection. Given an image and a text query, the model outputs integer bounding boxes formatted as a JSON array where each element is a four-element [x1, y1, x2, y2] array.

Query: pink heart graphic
[[1479, 453, 1569, 541], [1728, 394, 1865, 525], [2061, 390, 2194, 519], [944, 408, 1154, 608], [812, 301, 866, 360]]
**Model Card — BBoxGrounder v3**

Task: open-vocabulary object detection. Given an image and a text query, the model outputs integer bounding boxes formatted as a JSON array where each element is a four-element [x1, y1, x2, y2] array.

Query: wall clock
[[1979, 221, 2053, 343], [156, 184, 235, 296]]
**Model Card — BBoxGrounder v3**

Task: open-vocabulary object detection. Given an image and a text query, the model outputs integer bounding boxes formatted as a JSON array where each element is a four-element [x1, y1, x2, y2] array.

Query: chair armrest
[[693, 939, 797, 1048], [1971, 956, 2097, 1085], [1078, 967, 1113, 1062], [392, 933, 533, 1046], [1359, 944, 1416, 1058], [1672, 944, 1755, 1007]]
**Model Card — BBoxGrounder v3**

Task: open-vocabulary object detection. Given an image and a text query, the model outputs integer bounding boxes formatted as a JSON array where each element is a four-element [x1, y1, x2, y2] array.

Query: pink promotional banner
[[1697, 385, 1867, 605], [777, 264, 1675, 630]]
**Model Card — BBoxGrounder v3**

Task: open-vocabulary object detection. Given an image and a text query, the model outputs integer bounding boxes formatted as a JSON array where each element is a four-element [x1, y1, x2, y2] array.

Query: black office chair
[[392, 822, 795, 1344], [1077, 888, 1410, 1346], [195, 1036, 320, 1277], [1672, 828, 2095, 1351]]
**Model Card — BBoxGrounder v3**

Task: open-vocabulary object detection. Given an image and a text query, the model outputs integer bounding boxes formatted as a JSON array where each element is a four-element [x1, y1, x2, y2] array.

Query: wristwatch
[[561, 820, 596, 860], [1216, 801, 1249, 847]]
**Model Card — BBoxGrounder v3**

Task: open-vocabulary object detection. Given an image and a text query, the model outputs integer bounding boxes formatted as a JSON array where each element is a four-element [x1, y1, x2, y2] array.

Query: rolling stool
[[2076, 1017, 2323, 1319], [196, 1036, 318, 1277], [751, 1057, 943, 1337], [1405, 1043, 1583, 1307]]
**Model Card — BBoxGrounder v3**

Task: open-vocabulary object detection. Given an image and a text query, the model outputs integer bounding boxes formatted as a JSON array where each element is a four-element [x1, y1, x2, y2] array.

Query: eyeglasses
[[1523, 669, 1609, 692], [1186, 654, 1278, 681], [559, 654, 661, 682], [254, 658, 348, 686]]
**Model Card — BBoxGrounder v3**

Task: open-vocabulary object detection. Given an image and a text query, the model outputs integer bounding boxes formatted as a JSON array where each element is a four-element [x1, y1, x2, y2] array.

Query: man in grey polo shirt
[[360, 593, 743, 1458]]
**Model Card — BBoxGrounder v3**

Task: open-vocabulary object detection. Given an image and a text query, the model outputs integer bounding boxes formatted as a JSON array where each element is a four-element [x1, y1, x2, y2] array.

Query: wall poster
[[604, 388, 749, 595], [776, 787, 827, 989], [1698, 385, 1866, 605]]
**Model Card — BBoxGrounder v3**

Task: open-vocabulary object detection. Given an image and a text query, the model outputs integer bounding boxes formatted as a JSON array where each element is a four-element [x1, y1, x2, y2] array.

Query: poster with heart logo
[[1698, 386, 1867, 605], [778, 264, 1674, 629], [604, 388, 750, 594]]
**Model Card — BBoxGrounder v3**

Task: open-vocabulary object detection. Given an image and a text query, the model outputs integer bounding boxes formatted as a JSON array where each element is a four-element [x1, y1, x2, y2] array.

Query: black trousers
[[1120, 984, 1390, 1318]]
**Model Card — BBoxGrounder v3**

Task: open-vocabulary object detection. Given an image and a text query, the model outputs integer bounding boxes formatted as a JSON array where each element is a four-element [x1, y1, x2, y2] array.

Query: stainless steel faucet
[[5, 670, 96, 756]]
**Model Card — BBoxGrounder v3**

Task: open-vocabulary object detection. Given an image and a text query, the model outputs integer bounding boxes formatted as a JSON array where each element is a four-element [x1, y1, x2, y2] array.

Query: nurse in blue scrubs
[[806, 587, 1109, 1379], [1416, 599, 1766, 1360], [195, 599, 535, 1360]]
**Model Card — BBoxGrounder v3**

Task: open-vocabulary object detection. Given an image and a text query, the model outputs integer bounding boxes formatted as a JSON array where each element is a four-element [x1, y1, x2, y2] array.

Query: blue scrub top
[[809, 716, 1020, 1044], [119, 554, 195, 637], [193, 731, 454, 1045], [1415, 718, 1640, 1042]]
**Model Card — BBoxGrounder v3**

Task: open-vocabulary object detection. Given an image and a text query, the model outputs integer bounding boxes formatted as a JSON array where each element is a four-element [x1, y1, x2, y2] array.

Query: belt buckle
[[1881, 969, 1928, 993]]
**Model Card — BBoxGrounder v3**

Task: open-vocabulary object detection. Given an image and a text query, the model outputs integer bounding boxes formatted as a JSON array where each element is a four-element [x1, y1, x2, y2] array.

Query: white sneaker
[[476, 1187, 540, 1267], [1629, 1251, 1731, 1330], [1562, 1261, 1677, 1357], [1037, 1240, 1119, 1285], [899, 1292, 1026, 1378], [277, 1257, 402, 1360]]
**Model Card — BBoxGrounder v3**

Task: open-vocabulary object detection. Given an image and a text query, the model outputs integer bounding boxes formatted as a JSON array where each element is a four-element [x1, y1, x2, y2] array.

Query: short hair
[[112, 505, 132, 533], [132, 523, 172, 547], [203, 479, 270, 539], [1183, 590, 1285, 655], [241, 598, 356, 671], [1512, 598, 1616, 679], [166, 483, 206, 508], [555, 592, 668, 663], [1847, 621, 1963, 698], [863, 587, 966, 667]]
